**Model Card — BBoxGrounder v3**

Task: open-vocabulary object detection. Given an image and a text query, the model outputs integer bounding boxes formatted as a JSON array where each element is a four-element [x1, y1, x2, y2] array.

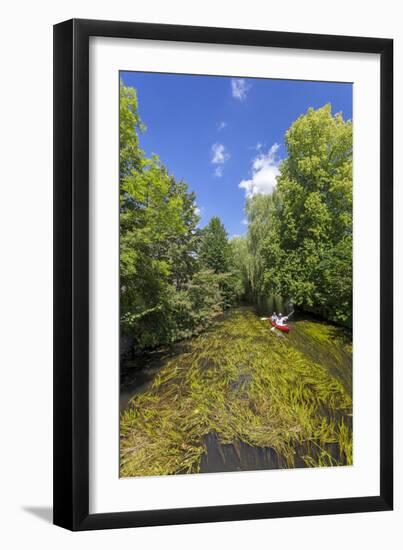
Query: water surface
[[120, 307, 352, 476]]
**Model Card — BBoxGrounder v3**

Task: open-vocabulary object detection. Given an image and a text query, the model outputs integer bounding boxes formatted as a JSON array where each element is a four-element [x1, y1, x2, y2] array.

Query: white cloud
[[231, 78, 250, 101], [194, 205, 205, 228], [248, 142, 264, 152], [194, 205, 204, 217], [241, 218, 248, 226], [239, 143, 280, 198], [217, 121, 227, 131], [211, 143, 230, 178], [211, 143, 230, 177], [211, 143, 230, 166]]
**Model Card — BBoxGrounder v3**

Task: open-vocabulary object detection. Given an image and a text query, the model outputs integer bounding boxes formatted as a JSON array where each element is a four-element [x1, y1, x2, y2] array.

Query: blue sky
[[121, 71, 352, 238]]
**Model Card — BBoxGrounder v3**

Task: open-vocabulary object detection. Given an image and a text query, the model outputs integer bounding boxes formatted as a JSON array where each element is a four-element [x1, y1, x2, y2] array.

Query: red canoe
[[270, 318, 290, 333]]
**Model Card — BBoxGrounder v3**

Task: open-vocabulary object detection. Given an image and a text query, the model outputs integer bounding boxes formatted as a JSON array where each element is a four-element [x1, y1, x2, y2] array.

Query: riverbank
[[120, 307, 352, 477]]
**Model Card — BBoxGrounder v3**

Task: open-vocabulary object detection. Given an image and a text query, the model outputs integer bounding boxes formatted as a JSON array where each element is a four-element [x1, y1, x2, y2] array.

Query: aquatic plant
[[120, 309, 352, 477]]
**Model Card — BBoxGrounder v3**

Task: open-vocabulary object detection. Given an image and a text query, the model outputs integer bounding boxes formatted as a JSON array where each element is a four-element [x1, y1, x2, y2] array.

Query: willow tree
[[229, 236, 253, 303], [245, 192, 281, 303]]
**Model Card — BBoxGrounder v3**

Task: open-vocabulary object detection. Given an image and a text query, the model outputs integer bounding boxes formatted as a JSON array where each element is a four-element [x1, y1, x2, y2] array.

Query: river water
[[120, 306, 352, 474]]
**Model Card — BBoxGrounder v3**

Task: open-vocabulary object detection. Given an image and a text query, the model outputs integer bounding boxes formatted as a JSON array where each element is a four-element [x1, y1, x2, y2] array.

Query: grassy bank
[[120, 308, 352, 477]]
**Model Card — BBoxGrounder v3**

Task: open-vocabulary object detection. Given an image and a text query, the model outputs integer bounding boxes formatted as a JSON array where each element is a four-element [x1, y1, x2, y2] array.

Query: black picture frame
[[53, 18, 393, 531]]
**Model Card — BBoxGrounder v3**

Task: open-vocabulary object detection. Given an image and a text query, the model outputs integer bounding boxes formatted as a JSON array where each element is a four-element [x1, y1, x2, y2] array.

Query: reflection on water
[[256, 294, 292, 317]]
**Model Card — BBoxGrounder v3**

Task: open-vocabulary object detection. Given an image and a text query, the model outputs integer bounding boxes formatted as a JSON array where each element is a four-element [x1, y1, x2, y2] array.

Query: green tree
[[119, 81, 145, 184], [199, 217, 231, 273], [236, 104, 352, 326], [229, 236, 253, 302], [245, 193, 280, 302], [257, 104, 353, 325], [119, 82, 229, 350], [198, 217, 241, 308]]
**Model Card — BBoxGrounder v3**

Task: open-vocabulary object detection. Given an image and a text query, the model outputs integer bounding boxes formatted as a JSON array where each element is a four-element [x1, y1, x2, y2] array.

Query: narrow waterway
[[120, 307, 352, 477]]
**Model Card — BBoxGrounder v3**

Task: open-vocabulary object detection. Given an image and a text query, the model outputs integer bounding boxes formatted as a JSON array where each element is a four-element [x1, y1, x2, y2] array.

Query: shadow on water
[[200, 428, 351, 473], [200, 432, 282, 472], [201, 410, 351, 473], [120, 343, 189, 412]]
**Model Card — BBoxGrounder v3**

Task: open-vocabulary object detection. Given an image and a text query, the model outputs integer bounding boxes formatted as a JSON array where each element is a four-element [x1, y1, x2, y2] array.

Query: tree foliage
[[119, 82, 242, 351], [120, 82, 352, 353], [198, 217, 243, 308], [199, 217, 230, 273], [242, 105, 352, 326]]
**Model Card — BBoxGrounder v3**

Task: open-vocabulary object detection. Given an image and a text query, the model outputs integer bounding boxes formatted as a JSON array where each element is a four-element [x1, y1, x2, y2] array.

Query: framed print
[[53, 19, 393, 530]]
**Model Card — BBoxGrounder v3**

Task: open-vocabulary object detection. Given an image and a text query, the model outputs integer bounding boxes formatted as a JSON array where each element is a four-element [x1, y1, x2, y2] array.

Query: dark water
[[120, 343, 189, 412], [200, 432, 283, 472], [199, 432, 346, 473], [256, 294, 291, 317], [120, 364, 160, 412]]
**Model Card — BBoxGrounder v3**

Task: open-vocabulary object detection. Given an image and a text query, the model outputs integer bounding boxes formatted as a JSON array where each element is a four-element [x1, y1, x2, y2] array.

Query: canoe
[[270, 318, 290, 333]]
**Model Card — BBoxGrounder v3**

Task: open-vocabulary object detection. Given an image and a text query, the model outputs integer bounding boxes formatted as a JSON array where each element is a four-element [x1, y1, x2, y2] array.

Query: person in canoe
[[270, 312, 290, 333]]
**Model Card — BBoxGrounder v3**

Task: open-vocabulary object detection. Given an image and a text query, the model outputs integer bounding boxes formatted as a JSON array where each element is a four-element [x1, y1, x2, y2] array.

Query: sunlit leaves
[[119, 83, 237, 350], [244, 104, 352, 326]]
